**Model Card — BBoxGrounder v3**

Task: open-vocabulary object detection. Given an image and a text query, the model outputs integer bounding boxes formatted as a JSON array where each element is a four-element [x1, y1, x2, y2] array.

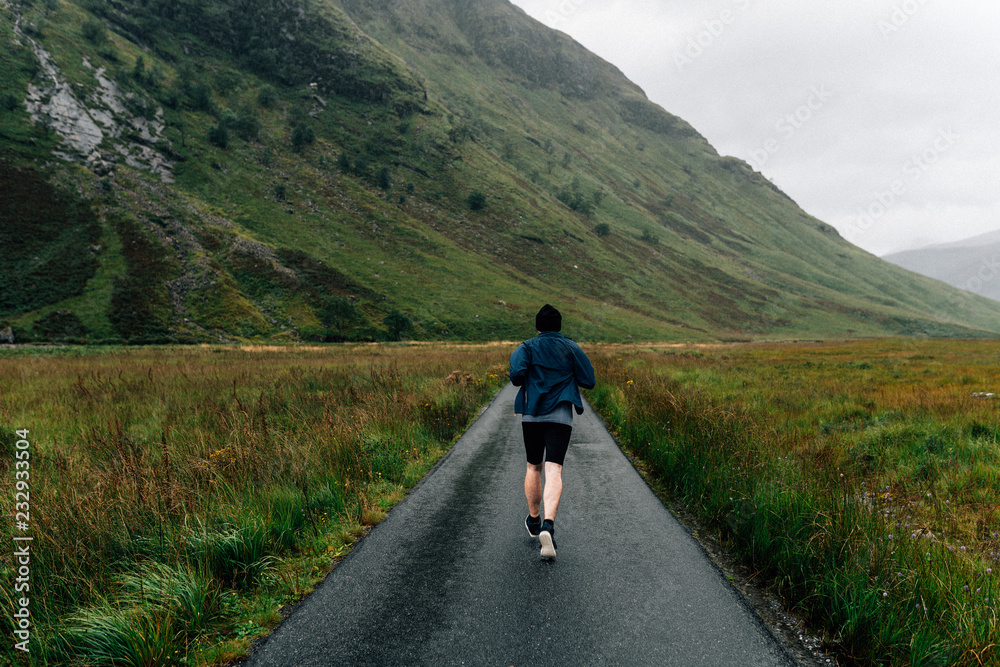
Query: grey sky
[[508, 0, 999, 256]]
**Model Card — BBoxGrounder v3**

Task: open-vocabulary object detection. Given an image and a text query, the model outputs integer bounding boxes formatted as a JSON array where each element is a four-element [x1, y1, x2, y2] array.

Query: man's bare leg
[[542, 461, 563, 522], [525, 462, 543, 518], [538, 462, 562, 558]]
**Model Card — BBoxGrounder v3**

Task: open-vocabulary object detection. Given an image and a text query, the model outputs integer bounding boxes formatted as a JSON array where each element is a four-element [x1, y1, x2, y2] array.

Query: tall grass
[[0, 343, 509, 665], [588, 340, 1000, 666]]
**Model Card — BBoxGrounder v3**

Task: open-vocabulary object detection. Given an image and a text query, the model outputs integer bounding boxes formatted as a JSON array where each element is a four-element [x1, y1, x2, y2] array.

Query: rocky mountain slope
[[3, 0, 1000, 343]]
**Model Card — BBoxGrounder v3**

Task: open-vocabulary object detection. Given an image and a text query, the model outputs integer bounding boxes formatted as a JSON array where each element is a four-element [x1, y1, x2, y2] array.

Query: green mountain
[[3, 0, 999, 343]]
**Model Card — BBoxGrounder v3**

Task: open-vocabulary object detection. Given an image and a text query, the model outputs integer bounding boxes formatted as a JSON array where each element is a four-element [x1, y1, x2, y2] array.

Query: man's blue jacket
[[509, 331, 596, 416]]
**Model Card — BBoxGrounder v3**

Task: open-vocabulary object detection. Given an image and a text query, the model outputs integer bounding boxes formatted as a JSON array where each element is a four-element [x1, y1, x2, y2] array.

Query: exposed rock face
[[26, 54, 105, 158], [10, 2, 175, 182], [87, 61, 175, 180], [0, 327, 14, 344]]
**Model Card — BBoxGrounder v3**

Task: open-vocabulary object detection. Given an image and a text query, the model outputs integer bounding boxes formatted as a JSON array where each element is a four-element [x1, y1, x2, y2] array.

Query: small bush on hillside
[[81, 18, 107, 44], [132, 56, 146, 81], [337, 152, 352, 172], [352, 155, 370, 177], [2, 94, 19, 112], [384, 310, 412, 341], [555, 177, 595, 215], [319, 296, 361, 340], [207, 124, 229, 149], [217, 109, 237, 130], [467, 190, 486, 211], [594, 223, 611, 237], [257, 85, 279, 109], [230, 108, 261, 141], [97, 48, 119, 64], [290, 124, 315, 151], [336, 152, 373, 179], [214, 70, 241, 97], [376, 166, 391, 189], [188, 83, 213, 112], [161, 85, 181, 109], [130, 57, 164, 90]]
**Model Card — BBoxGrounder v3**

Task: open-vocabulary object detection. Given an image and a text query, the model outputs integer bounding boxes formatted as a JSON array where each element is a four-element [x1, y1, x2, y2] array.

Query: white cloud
[[510, 0, 1000, 256]]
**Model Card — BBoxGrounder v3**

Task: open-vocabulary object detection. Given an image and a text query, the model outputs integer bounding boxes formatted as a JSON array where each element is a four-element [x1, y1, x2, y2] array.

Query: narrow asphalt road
[[244, 383, 796, 666]]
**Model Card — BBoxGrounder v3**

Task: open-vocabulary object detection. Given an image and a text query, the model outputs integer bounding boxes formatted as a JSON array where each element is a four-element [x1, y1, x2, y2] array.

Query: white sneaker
[[539, 522, 556, 558]]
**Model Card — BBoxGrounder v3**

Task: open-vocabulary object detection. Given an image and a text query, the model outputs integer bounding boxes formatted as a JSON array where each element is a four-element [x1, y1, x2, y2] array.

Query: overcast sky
[[508, 0, 999, 257]]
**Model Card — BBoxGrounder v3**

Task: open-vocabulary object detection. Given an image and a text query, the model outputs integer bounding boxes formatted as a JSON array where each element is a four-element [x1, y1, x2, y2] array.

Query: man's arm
[[509, 343, 530, 386], [574, 346, 596, 390]]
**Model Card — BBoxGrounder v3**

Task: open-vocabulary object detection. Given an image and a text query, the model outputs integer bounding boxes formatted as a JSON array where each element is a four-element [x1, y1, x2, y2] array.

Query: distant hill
[[3, 0, 1000, 343], [883, 230, 1000, 303]]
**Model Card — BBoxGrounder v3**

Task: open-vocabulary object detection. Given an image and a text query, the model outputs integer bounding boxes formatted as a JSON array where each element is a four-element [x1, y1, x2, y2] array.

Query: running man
[[509, 304, 596, 559]]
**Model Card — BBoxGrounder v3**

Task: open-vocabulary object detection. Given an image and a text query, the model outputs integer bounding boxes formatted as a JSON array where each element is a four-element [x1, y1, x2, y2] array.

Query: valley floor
[[1, 339, 998, 665]]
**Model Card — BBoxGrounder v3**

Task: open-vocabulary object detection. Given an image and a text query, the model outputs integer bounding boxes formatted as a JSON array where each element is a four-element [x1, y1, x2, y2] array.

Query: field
[[0, 343, 510, 665], [2, 339, 1000, 666], [587, 339, 1000, 666]]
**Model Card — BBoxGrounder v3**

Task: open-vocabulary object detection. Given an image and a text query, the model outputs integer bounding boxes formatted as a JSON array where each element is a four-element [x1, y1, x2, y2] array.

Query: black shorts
[[522, 422, 573, 467]]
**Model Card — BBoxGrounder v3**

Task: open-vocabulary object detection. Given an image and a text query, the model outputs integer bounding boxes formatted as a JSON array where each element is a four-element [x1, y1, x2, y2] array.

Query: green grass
[[0, 343, 510, 665], [5, 336, 1000, 664], [587, 339, 1000, 666]]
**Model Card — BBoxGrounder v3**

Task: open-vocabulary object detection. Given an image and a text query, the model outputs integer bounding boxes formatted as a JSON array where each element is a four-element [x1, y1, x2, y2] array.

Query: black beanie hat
[[536, 304, 562, 332]]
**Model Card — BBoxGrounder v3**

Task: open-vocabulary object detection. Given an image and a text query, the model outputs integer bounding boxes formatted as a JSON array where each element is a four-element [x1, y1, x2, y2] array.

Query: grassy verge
[[0, 343, 510, 665], [587, 339, 1000, 667]]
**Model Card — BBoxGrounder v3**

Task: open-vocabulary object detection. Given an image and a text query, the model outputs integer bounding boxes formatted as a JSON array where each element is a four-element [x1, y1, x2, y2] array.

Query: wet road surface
[[244, 383, 796, 666]]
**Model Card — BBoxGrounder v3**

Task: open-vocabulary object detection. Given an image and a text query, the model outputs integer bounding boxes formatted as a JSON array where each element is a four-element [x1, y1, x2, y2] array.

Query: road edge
[[231, 383, 512, 665], [585, 399, 838, 667]]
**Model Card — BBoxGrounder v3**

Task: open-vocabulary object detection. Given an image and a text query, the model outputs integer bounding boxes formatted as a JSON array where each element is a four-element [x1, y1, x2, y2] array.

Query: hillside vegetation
[[3, 0, 1000, 342]]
